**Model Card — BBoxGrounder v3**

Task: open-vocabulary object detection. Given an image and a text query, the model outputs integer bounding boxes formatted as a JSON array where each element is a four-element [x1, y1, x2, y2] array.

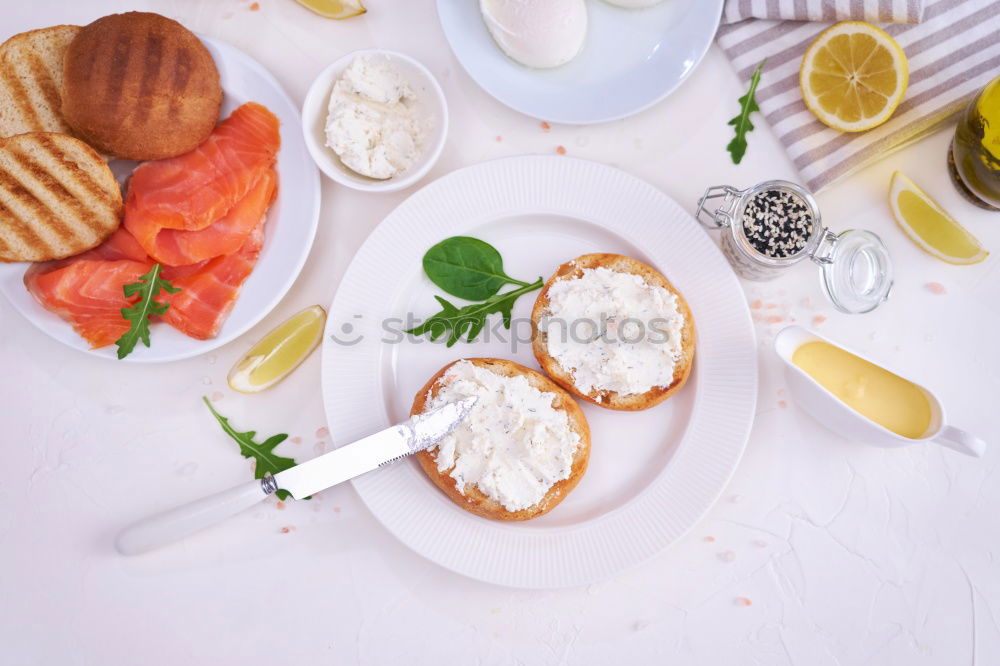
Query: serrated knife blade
[[272, 396, 477, 500]]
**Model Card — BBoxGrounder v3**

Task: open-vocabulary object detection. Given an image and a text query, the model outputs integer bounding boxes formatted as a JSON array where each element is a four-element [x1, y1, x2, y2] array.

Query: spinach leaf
[[422, 236, 531, 301]]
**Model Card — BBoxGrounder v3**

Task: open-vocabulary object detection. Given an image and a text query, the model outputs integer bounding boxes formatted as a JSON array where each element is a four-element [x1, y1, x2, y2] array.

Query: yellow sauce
[[792, 341, 932, 439]]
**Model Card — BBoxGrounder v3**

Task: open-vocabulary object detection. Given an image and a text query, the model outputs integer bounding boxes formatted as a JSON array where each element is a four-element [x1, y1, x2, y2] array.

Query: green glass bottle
[[950, 76, 1000, 211]]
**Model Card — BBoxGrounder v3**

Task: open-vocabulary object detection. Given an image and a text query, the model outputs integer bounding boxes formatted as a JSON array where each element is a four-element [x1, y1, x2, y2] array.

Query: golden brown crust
[[530, 253, 695, 411], [410, 358, 591, 521], [61, 12, 222, 160], [0, 132, 122, 262], [0, 25, 81, 139]]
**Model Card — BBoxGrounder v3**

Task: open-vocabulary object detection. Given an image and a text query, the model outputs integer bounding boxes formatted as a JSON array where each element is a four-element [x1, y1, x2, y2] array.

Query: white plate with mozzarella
[[321, 155, 757, 588], [436, 0, 724, 124]]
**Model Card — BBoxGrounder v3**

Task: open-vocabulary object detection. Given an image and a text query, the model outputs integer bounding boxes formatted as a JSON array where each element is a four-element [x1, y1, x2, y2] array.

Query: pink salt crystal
[[540, 121, 551, 131], [778, 400, 787, 409], [736, 597, 752, 607], [276, 501, 286, 510], [812, 315, 827, 327], [316, 426, 329, 439], [704, 536, 716, 542], [765, 315, 783, 324], [750, 299, 763, 309], [925, 282, 947, 295], [290, 436, 302, 444], [280, 526, 294, 534]]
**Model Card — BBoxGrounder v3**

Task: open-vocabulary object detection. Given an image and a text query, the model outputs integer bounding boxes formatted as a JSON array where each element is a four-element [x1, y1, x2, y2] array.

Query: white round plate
[[437, 0, 724, 124], [0, 37, 320, 362], [321, 156, 757, 588]]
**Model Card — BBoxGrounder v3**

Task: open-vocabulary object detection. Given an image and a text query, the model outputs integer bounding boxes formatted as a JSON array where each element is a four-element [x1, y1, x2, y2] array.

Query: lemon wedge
[[889, 171, 988, 265], [293, 0, 366, 19], [800, 22, 908, 132], [228, 305, 327, 393]]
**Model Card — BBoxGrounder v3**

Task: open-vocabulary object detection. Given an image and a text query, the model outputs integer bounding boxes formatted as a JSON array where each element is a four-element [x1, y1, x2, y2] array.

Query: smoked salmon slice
[[25, 101, 281, 352], [125, 102, 280, 236], [161, 221, 266, 340], [126, 168, 277, 266], [24, 259, 150, 348]]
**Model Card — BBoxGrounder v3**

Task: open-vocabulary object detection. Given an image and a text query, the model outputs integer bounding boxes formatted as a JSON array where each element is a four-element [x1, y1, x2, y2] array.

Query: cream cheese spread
[[541, 266, 685, 396], [324, 55, 426, 180], [423, 360, 580, 512]]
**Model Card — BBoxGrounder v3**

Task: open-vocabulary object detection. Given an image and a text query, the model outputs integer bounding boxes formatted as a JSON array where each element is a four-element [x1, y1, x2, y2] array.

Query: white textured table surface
[[2, 1, 998, 664]]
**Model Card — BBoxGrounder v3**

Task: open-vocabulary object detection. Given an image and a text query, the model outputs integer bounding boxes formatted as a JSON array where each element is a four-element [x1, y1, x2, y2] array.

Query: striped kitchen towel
[[717, 0, 1000, 192]]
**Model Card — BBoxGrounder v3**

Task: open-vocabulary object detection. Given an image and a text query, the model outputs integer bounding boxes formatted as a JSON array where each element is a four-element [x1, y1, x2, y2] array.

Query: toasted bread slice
[[0, 132, 122, 262], [531, 253, 695, 411], [411, 358, 591, 521], [0, 26, 81, 139], [62, 12, 222, 160]]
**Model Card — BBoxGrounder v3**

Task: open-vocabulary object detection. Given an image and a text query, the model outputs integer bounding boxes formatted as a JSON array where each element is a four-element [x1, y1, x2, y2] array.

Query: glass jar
[[696, 180, 893, 314]]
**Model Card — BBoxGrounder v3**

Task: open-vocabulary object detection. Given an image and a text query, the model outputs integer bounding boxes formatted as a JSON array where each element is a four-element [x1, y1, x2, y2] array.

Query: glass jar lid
[[811, 229, 893, 313]]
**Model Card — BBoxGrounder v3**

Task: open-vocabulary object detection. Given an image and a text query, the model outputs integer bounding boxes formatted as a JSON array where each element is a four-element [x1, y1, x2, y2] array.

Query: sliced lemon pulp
[[889, 171, 988, 265], [293, 0, 366, 19], [228, 305, 327, 393], [800, 22, 908, 132]]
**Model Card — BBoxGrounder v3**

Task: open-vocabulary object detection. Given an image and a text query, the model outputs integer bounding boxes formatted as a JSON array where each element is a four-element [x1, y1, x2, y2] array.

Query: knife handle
[[115, 475, 277, 556]]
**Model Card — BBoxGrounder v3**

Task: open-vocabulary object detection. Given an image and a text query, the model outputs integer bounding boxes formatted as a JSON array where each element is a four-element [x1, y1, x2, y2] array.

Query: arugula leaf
[[202, 397, 305, 501], [422, 236, 532, 301], [727, 59, 766, 165], [115, 263, 180, 360], [406, 277, 543, 346]]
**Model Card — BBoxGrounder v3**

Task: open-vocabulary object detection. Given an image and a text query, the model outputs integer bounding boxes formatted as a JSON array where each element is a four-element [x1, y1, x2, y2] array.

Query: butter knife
[[116, 397, 476, 555]]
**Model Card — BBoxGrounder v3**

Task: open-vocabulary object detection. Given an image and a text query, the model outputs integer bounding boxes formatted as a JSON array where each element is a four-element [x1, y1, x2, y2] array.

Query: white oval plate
[[0, 37, 320, 363], [437, 0, 724, 124], [321, 156, 757, 588]]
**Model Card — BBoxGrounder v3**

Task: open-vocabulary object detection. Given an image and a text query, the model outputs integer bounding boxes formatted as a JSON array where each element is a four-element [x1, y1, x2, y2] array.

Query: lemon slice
[[293, 0, 366, 19], [228, 305, 327, 393], [889, 171, 988, 265], [800, 22, 908, 132]]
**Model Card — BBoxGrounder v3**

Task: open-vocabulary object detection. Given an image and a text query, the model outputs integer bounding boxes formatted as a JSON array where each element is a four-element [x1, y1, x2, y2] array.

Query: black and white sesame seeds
[[741, 189, 814, 258]]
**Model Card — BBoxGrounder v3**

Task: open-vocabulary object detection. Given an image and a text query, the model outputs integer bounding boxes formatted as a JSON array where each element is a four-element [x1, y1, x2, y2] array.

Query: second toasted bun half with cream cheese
[[410, 358, 591, 521], [531, 253, 696, 411]]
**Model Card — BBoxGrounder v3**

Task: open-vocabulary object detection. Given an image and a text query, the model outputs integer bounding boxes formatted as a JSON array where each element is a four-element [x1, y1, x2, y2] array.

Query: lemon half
[[228, 305, 327, 393], [800, 22, 908, 132], [293, 0, 366, 19], [889, 171, 988, 265]]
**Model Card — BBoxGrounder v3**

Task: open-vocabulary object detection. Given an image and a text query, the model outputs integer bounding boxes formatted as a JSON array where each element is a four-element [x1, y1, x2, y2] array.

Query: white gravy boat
[[774, 325, 985, 457]]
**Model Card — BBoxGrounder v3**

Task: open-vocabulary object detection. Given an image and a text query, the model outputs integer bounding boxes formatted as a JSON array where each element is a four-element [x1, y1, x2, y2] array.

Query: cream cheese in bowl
[[301, 49, 448, 193], [324, 55, 428, 180]]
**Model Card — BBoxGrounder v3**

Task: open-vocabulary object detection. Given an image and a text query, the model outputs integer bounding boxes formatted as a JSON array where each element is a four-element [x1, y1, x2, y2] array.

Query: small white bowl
[[301, 49, 448, 193]]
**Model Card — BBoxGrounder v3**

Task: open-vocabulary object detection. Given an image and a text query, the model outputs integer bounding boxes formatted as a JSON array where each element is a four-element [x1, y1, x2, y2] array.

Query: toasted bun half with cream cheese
[[531, 253, 695, 411], [410, 358, 591, 521]]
